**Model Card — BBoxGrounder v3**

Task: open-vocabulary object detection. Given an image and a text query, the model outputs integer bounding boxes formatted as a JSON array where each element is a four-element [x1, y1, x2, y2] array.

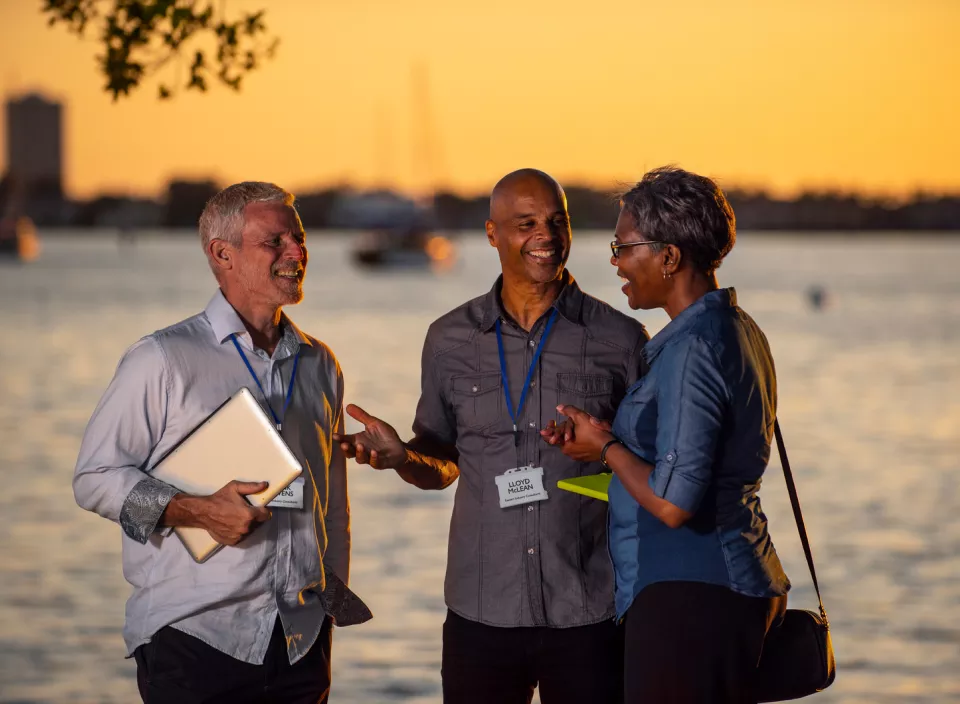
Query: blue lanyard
[[495, 308, 559, 447], [230, 334, 301, 432]]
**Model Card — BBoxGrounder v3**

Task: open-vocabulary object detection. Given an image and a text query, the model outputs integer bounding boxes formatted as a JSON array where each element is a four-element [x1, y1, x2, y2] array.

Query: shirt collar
[[479, 269, 585, 332], [204, 289, 312, 355], [643, 287, 737, 362]]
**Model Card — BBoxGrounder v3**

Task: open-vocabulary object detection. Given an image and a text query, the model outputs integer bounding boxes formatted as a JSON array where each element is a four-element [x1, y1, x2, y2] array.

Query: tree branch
[[42, 0, 278, 101]]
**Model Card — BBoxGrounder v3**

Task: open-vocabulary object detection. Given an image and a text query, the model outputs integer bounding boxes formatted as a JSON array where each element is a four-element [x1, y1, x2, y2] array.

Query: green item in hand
[[556, 473, 612, 502]]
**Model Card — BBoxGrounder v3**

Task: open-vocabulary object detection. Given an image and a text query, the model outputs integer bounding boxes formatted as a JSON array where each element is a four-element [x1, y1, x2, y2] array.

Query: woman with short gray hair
[[546, 166, 791, 702]]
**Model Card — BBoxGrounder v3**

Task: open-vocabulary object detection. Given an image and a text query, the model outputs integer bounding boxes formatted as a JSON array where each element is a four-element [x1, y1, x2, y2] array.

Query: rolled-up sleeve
[[649, 336, 728, 514], [74, 336, 176, 542]]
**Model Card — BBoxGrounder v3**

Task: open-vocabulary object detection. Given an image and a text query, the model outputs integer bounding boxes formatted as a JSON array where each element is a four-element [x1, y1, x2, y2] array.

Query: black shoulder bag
[[756, 421, 837, 702]]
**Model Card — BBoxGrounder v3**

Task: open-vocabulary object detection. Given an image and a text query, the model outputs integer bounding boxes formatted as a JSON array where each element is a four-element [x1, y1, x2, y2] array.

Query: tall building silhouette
[[5, 93, 63, 197]]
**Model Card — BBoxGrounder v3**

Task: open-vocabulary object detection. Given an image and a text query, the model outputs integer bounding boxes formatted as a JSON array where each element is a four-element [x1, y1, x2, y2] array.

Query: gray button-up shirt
[[73, 290, 354, 664], [412, 273, 648, 627]]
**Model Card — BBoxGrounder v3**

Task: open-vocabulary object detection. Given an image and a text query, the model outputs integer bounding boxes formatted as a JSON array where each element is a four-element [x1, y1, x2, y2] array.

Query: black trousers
[[442, 609, 624, 704], [134, 618, 332, 704], [624, 581, 787, 704]]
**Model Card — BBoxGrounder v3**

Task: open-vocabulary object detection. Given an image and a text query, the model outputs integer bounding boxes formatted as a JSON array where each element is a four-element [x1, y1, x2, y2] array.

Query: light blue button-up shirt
[[74, 290, 353, 664], [608, 288, 790, 619]]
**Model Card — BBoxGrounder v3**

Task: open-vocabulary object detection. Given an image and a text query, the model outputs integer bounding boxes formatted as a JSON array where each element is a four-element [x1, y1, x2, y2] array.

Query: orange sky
[[1, 0, 958, 199]]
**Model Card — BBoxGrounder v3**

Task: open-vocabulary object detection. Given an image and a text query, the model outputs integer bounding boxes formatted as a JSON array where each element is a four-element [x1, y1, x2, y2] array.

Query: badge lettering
[[267, 476, 305, 509], [495, 467, 549, 508]]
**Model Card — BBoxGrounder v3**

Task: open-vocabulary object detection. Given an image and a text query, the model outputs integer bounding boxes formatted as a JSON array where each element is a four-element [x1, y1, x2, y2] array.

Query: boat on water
[[0, 216, 41, 262], [352, 222, 457, 271], [351, 63, 458, 272]]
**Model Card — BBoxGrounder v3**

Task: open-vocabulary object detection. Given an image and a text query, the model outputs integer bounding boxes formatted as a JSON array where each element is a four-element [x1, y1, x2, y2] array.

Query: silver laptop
[[150, 387, 303, 563]]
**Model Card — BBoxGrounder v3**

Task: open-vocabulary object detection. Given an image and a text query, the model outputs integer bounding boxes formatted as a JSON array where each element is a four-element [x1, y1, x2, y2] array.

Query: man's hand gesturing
[[333, 404, 407, 470]]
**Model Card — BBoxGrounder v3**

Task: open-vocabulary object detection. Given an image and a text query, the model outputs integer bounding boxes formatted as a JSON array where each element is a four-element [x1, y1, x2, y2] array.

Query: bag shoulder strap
[[773, 419, 829, 624]]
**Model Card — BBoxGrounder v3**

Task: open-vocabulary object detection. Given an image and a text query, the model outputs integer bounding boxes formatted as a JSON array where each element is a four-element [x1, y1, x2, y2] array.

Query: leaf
[[41, 0, 277, 100]]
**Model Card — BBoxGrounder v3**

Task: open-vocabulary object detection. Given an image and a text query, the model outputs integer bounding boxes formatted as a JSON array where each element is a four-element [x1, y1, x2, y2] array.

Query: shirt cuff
[[316, 564, 373, 627], [119, 477, 180, 544], [649, 450, 708, 514]]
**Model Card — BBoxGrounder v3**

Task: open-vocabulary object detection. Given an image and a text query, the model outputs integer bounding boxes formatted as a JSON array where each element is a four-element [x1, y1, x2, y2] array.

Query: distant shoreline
[[30, 228, 960, 238], [11, 181, 960, 232]]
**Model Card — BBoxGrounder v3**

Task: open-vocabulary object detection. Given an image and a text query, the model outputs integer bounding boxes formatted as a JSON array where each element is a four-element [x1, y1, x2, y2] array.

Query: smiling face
[[485, 173, 572, 286], [214, 200, 308, 310], [612, 208, 669, 310]]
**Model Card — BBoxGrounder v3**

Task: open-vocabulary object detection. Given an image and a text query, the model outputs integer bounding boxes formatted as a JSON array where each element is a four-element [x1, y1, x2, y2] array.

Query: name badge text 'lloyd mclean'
[[494, 466, 549, 508]]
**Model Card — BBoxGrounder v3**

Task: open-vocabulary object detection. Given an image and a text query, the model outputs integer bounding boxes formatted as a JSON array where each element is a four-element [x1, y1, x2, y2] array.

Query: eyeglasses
[[610, 240, 662, 260]]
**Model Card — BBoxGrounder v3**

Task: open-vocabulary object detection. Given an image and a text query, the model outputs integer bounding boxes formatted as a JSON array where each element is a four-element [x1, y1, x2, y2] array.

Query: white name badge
[[494, 466, 549, 509], [267, 477, 305, 509]]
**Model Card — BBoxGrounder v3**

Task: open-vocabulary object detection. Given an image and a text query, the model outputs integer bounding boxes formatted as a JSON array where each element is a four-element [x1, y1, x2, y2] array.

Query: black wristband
[[600, 439, 621, 469]]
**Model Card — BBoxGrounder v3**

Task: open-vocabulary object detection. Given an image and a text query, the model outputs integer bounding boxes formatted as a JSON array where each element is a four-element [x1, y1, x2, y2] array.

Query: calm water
[[1, 231, 959, 703]]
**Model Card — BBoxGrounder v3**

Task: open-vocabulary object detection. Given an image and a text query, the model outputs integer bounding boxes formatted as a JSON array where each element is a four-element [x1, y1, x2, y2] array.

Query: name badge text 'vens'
[[267, 476, 305, 509]]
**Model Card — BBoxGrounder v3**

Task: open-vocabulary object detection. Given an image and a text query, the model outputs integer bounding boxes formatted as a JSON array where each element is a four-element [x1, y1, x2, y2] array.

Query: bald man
[[335, 170, 647, 703]]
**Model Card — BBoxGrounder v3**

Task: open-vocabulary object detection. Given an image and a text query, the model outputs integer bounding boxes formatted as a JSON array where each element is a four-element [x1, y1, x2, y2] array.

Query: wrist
[[600, 438, 622, 469], [380, 444, 417, 475], [395, 444, 417, 471], [163, 492, 203, 528]]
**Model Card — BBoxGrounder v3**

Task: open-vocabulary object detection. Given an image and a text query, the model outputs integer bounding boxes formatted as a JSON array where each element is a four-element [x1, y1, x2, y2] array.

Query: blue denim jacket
[[609, 288, 790, 619]]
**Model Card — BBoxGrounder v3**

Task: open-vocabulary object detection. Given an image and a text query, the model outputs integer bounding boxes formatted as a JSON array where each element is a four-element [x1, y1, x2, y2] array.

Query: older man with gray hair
[[74, 182, 369, 704]]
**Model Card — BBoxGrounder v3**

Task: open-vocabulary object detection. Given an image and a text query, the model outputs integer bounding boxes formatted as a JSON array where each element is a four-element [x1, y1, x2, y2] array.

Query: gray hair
[[198, 181, 295, 250], [620, 166, 735, 275]]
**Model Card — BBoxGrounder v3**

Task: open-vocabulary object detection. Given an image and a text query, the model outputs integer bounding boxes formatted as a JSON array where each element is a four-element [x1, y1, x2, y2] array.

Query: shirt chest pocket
[[452, 373, 503, 430], [613, 378, 658, 457], [557, 373, 616, 422]]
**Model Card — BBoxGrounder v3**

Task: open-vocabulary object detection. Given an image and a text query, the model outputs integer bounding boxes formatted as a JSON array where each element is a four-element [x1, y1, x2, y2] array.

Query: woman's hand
[[550, 404, 615, 462], [541, 415, 613, 448], [540, 418, 574, 447]]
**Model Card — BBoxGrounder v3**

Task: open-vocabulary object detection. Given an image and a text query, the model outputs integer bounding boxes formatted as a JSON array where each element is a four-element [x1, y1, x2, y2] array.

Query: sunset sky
[[1, 0, 958, 199]]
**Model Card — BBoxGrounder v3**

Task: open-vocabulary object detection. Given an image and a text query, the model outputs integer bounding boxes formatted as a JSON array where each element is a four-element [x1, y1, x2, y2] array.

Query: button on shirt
[[73, 290, 355, 664], [411, 273, 648, 627], [608, 288, 791, 620]]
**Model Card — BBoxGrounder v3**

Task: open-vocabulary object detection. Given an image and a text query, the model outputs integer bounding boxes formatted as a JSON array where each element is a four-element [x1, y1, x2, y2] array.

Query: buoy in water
[[806, 285, 829, 311]]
